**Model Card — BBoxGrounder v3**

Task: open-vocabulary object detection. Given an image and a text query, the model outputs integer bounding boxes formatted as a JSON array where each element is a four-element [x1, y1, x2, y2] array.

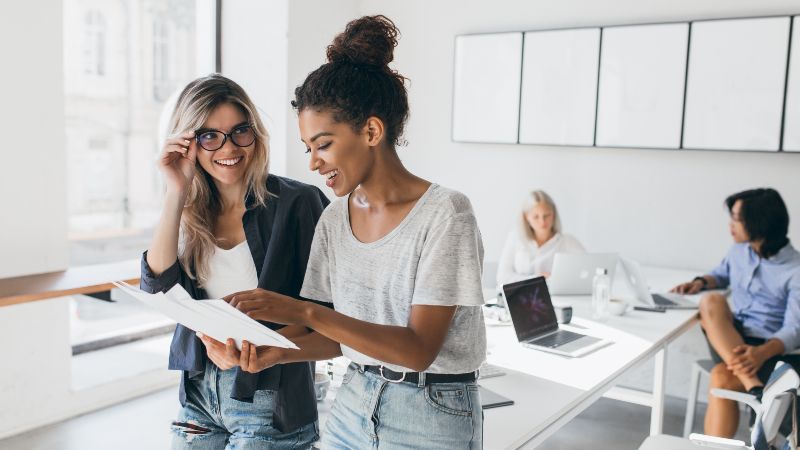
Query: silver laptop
[[620, 258, 698, 310], [503, 276, 611, 357], [547, 253, 619, 295]]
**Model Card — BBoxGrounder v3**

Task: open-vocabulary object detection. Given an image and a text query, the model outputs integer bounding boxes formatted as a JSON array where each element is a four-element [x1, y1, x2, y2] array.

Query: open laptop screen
[[503, 277, 558, 342]]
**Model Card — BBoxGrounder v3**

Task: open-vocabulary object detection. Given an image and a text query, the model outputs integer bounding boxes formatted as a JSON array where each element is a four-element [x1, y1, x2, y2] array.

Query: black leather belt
[[361, 365, 477, 385]]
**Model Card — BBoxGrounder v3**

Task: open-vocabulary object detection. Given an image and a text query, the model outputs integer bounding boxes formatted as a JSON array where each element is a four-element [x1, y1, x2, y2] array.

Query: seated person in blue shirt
[[671, 188, 800, 438]]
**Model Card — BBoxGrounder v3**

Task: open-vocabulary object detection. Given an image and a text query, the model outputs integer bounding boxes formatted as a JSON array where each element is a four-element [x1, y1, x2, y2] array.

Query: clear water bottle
[[592, 268, 611, 321]]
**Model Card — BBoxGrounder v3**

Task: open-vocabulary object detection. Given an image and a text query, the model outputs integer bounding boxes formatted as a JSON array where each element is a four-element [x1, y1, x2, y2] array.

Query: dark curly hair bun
[[292, 15, 410, 148], [326, 15, 399, 67]]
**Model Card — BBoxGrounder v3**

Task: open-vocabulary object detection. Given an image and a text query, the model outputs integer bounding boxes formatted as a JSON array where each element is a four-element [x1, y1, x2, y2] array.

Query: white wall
[[0, 1, 68, 278], [311, 0, 800, 273], [277, 0, 800, 400], [285, 0, 361, 185], [222, 0, 291, 175]]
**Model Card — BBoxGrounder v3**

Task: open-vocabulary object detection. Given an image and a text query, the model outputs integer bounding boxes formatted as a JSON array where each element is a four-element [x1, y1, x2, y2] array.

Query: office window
[[83, 10, 106, 76], [64, 0, 214, 265], [153, 17, 173, 101]]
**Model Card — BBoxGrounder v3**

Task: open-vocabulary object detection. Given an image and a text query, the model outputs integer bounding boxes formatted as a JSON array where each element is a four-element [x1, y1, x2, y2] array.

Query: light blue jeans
[[321, 363, 483, 449], [171, 362, 318, 450]]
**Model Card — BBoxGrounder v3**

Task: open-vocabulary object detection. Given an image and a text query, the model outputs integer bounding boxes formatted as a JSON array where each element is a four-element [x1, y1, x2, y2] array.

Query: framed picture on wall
[[451, 32, 523, 144], [781, 16, 800, 152], [518, 28, 601, 146], [683, 17, 790, 151], [595, 23, 689, 149]]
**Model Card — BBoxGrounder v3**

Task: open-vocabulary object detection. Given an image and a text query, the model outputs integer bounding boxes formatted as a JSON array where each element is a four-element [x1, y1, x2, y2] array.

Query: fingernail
[[196, 332, 204, 338]]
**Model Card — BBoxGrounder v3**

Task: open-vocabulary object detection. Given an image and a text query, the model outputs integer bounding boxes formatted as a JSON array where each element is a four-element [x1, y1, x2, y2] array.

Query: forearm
[[278, 331, 342, 363], [303, 304, 440, 371], [146, 190, 187, 275], [701, 275, 718, 290], [761, 338, 786, 360], [278, 324, 310, 339]]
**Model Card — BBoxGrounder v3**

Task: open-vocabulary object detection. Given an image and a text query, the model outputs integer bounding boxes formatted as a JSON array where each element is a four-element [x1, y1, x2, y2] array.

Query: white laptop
[[547, 253, 619, 295], [620, 258, 698, 310], [503, 276, 611, 357]]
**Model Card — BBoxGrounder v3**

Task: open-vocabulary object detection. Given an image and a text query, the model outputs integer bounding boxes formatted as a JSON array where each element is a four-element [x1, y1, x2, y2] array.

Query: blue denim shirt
[[707, 242, 800, 352], [140, 175, 330, 432]]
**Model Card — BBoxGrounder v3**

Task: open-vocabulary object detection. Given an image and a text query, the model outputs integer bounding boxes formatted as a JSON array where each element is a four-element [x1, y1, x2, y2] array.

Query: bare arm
[[303, 303, 456, 372], [229, 289, 456, 372], [238, 331, 344, 373], [146, 133, 196, 275]]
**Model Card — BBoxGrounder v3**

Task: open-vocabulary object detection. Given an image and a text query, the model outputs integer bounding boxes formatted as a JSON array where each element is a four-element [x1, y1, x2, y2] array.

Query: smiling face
[[298, 109, 375, 197], [195, 102, 254, 187], [525, 202, 556, 241], [729, 200, 750, 243]]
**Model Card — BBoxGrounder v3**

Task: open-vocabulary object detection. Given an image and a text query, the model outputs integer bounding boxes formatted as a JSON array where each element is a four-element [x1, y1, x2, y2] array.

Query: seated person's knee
[[709, 363, 744, 391], [699, 293, 728, 321]]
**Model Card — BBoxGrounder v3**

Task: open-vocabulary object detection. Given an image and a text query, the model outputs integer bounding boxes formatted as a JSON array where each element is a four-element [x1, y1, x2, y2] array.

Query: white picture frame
[[683, 17, 790, 151], [781, 16, 800, 152], [452, 32, 523, 144], [595, 23, 689, 149], [518, 28, 601, 146]]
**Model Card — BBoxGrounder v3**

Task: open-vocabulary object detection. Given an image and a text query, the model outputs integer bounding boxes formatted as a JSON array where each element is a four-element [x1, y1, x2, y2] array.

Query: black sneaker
[[748, 386, 764, 427]]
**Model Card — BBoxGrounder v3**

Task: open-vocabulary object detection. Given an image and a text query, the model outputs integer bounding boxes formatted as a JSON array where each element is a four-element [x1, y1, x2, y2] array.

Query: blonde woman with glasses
[[140, 74, 329, 449], [496, 190, 585, 289]]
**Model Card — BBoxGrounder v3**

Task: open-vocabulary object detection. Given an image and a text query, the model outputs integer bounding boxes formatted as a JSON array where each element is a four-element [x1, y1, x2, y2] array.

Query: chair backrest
[[751, 362, 799, 449]]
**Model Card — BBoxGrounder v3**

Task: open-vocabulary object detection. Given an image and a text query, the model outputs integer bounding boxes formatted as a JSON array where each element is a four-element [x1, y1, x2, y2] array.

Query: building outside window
[[64, 0, 212, 265]]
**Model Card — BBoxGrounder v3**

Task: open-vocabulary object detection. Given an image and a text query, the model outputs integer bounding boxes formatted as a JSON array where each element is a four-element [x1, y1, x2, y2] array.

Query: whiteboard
[[452, 33, 523, 143], [782, 16, 800, 152], [519, 28, 600, 146], [596, 23, 689, 149], [683, 17, 790, 151]]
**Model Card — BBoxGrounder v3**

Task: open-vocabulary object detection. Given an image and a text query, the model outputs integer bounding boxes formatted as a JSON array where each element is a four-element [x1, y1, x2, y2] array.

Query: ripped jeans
[[171, 362, 318, 450]]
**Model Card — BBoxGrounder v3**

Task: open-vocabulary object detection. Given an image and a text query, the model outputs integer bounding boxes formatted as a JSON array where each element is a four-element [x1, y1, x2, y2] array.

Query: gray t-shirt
[[300, 184, 487, 374]]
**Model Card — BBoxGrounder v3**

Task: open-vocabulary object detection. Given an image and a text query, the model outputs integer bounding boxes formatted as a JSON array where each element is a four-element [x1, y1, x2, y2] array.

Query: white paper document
[[113, 281, 299, 350]]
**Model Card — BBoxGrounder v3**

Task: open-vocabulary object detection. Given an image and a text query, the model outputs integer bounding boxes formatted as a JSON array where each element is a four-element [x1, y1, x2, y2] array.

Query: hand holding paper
[[112, 281, 299, 351], [226, 288, 310, 326]]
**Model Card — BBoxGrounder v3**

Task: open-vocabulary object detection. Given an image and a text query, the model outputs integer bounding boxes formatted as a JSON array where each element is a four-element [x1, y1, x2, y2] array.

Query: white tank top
[[203, 240, 258, 299]]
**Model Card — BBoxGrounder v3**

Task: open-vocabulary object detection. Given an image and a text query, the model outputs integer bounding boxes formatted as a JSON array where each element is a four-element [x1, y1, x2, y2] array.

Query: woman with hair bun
[[226, 15, 486, 449]]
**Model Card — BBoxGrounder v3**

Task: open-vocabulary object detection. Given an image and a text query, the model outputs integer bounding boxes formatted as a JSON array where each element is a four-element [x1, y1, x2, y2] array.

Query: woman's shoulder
[[264, 175, 330, 212], [424, 184, 475, 216], [557, 233, 585, 250]]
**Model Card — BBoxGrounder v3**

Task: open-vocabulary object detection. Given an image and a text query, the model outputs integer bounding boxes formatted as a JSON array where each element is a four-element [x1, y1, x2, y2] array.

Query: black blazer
[[140, 175, 329, 432]]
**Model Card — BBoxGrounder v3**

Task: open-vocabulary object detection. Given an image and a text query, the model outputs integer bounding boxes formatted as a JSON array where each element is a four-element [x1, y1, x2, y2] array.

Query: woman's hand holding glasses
[[159, 132, 198, 195]]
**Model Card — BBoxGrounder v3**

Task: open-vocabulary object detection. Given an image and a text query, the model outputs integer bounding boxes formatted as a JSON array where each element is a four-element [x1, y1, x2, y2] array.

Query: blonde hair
[[519, 190, 561, 242], [167, 74, 271, 285]]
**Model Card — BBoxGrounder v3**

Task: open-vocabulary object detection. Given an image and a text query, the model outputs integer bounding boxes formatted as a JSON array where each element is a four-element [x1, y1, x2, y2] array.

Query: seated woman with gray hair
[[496, 190, 585, 290]]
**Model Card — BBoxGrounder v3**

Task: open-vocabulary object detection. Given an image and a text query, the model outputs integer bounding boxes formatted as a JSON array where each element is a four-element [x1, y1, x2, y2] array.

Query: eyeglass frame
[[194, 123, 256, 151]]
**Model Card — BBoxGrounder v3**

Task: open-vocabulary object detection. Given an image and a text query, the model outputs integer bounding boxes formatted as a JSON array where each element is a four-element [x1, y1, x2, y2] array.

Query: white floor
[[0, 386, 748, 450]]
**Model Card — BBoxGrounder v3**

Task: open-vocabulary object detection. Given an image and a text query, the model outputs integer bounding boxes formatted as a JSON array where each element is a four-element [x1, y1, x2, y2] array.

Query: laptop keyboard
[[530, 330, 585, 348], [652, 294, 677, 306]]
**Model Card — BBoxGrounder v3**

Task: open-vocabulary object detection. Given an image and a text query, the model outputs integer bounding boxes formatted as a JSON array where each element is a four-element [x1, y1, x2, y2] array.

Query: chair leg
[[684, 362, 702, 437]]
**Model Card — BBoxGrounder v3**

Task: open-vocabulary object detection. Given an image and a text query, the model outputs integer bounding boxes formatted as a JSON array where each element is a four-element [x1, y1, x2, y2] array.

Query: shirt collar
[[767, 242, 796, 264]]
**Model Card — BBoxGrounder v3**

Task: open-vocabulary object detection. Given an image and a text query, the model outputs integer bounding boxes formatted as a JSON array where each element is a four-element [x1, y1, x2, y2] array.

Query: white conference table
[[482, 266, 704, 449]]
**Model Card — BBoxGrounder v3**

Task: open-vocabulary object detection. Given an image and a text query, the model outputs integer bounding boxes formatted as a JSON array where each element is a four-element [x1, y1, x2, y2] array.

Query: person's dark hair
[[725, 188, 790, 258], [291, 15, 409, 147]]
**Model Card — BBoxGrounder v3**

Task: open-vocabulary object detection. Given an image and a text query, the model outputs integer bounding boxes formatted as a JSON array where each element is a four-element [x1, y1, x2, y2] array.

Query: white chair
[[640, 362, 799, 450], [684, 359, 717, 437]]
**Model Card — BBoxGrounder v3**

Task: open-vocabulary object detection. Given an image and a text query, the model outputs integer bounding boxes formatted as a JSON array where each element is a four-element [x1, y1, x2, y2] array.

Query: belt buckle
[[378, 366, 406, 383]]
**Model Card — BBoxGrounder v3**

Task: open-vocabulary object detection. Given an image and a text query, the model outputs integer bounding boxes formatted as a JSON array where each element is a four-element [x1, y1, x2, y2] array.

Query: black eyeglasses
[[195, 124, 256, 151]]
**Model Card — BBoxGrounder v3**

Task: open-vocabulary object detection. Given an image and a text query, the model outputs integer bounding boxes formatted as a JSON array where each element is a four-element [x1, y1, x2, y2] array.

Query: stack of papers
[[113, 281, 299, 350]]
